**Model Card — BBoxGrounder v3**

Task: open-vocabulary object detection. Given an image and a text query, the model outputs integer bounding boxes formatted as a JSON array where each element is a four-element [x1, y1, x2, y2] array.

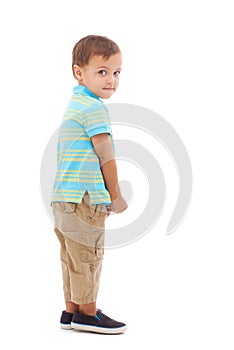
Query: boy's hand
[[107, 193, 128, 214]]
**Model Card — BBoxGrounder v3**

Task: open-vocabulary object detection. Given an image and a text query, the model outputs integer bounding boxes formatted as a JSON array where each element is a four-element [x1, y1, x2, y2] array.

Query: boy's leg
[[79, 302, 97, 316], [54, 227, 73, 304], [65, 300, 97, 315], [54, 226, 80, 330], [52, 193, 107, 315], [54, 227, 96, 314], [63, 229, 104, 309], [54, 227, 95, 314], [65, 301, 80, 313]]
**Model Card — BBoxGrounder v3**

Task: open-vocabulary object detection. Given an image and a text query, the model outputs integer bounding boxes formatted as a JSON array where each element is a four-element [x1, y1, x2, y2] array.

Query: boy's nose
[[106, 76, 115, 85]]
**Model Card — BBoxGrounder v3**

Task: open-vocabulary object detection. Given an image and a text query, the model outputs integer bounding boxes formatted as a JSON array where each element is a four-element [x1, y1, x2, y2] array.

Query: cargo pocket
[[80, 232, 104, 263], [52, 202, 78, 234], [80, 246, 104, 263]]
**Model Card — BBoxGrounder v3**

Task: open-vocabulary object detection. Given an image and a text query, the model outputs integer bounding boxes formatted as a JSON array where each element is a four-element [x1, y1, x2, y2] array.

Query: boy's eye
[[114, 71, 121, 76], [98, 70, 107, 75]]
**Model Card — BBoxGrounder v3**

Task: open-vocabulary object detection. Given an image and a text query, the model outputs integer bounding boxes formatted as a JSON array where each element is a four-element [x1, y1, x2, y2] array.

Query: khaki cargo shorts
[[51, 191, 107, 304]]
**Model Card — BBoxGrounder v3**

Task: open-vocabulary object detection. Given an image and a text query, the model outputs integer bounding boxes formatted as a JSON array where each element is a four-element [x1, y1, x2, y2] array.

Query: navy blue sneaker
[[60, 311, 74, 330], [71, 310, 127, 334]]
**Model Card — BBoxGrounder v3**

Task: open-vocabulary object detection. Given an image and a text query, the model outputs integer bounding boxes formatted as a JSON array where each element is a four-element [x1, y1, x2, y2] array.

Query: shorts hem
[[64, 293, 72, 302], [71, 295, 97, 305]]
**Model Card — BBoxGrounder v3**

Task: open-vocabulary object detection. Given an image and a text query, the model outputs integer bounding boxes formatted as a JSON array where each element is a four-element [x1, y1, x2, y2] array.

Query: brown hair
[[72, 35, 121, 78]]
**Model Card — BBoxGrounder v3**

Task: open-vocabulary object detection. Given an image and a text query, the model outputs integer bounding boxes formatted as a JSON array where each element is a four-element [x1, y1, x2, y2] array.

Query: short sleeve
[[82, 104, 112, 138]]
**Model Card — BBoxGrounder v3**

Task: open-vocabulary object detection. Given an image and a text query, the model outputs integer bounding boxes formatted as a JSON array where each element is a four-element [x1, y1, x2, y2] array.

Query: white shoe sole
[[71, 322, 127, 334], [60, 323, 72, 330]]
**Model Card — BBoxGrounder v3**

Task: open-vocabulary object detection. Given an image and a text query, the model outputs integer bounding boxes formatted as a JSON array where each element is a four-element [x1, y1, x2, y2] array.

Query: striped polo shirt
[[51, 85, 113, 205]]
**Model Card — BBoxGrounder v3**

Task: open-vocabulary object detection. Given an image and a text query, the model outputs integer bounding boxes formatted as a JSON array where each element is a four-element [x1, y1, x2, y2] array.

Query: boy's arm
[[91, 133, 128, 213]]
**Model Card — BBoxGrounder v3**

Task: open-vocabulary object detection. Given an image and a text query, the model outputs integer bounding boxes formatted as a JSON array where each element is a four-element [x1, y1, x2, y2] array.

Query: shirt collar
[[73, 85, 101, 101]]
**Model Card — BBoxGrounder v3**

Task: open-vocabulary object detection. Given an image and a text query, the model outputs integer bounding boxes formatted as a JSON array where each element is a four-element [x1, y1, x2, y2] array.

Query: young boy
[[51, 35, 128, 334]]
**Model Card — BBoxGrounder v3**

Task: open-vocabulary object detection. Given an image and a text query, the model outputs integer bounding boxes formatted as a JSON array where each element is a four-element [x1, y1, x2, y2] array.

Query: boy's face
[[73, 53, 122, 99]]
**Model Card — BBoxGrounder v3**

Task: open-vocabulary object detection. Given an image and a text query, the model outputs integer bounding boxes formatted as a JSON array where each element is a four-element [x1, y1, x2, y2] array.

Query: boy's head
[[72, 35, 122, 99]]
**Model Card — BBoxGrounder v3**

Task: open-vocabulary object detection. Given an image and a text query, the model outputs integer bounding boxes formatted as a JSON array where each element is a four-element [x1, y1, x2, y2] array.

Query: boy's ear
[[73, 65, 83, 81]]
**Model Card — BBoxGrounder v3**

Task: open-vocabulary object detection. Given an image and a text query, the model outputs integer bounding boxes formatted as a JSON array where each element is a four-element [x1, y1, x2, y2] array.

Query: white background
[[0, 0, 234, 349]]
